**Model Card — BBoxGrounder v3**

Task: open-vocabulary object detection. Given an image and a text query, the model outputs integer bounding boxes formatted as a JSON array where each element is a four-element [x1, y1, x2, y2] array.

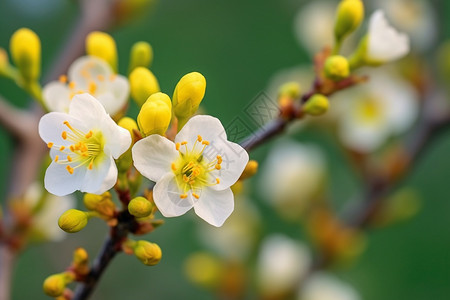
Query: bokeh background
[[1, 0, 450, 299]]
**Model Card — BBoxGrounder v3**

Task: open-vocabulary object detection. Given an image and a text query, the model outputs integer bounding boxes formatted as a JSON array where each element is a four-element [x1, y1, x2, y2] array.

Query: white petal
[[96, 75, 129, 116], [38, 112, 86, 146], [42, 81, 71, 112], [132, 135, 179, 182], [153, 173, 194, 217], [339, 117, 389, 152], [68, 93, 108, 127], [44, 161, 87, 196], [368, 10, 410, 62], [175, 115, 228, 145], [68, 56, 112, 90], [101, 121, 132, 159], [81, 156, 117, 194], [193, 187, 234, 227], [207, 139, 249, 190]]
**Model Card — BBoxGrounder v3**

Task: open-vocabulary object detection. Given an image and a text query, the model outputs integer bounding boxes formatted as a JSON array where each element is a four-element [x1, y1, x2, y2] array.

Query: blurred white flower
[[257, 234, 311, 296], [374, 0, 437, 52], [43, 56, 129, 116], [299, 272, 361, 300], [335, 70, 419, 152], [260, 140, 326, 220], [24, 182, 75, 242], [366, 10, 410, 63]]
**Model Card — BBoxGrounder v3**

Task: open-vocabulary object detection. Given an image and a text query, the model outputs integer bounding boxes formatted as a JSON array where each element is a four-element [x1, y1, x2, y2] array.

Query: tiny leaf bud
[[324, 55, 350, 80], [10, 28, 41, 81], [128, 196, 153, 218], [134, 240, 162, 266], [129, 41, 153, 72], [129, 67, 160, 107], [173, 72, 206, 128], [86, 31, 118, 72], [303, 94, 329, 116], [137, 92, 172, 136], [58, 209, 89, 233]]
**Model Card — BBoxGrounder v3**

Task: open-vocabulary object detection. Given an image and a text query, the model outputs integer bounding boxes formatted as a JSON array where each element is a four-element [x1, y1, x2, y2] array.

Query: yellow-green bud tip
[[129, 41, 153, 72], [128, 196, 153, 218], [134, 240, 162, 266], [58, 209, 89, 233], [43, 274, 67, 297], [278, 82, 301, 99], [303, 94, 329, 116], [129, 67, 160, 107], [137, 92, 172, 136], [10, 28, 41, 81], [334, 0, 364, 42], [173, 72, 206, 122], [324, 55, 350, 80], [86, 31, 118, 72]]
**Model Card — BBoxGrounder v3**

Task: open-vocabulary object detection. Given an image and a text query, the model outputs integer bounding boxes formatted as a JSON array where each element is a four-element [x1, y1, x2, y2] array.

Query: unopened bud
[[128, 196, 153, 218], [10, 28, 41, 81], [334, 0, 364, 43], [118, 117, 139, 142], [58, 209, 89, 233], [137, 92, 172, 136], [324, 55, 350, 80], [134, 240, 162, 266], [129, 41, 153, 72], [278, 82, 301, 99], [73, 248, 89, 275], [240, 160, 259, 180], [129, 67, 160, 106], [43, 273, 73, 297], [173, 72, 206, 127], [83, 192, 115, 217], [86, 31, 118, 72], [303, 94, 329, 116]]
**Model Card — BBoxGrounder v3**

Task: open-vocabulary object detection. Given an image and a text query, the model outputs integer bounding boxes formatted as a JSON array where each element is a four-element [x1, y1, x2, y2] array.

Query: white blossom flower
[[260, 140, 326, 220], [334, 71, 419, 152], [132, 115, 249, 227], [257, 234, 311, 296], [366, 10, 410, 63], [39, 93, 132, 196], [24, 182, 75, 242], [299, 273, 361, 300], [43, 56, 129, 115]]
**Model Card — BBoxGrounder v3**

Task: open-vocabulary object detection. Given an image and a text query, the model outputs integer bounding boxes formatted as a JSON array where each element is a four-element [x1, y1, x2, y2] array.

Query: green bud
[[303, 94, 329, 116], [324, 55, 350, 80]]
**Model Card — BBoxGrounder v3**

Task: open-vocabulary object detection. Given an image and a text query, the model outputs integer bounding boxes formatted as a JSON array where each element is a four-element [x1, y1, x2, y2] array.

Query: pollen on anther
[[192, 193, 200, 199], [175, 143, 181, 151], [68, 81, 76, 89], [47, 142, 54, 148], [85, 131, 93, 139], [215, 164, 221, 170], [216, 178, 220, 184], [88, 161, 93, 170], [197, 135, 202, 142], [109, 74, 117, 81], [54, 155, 59, 162], [171, 163, 177, 171], [67, 155, 72, 162], [60, 146, 65, 151], [217, 155, 222, 164], [66, 165, 74, 174], [180, 194, 188, 199], [181, 141, 188, 145], [59, 75, 67, 83], [88, 82, 97, 94], [202, 140, 210, 145], [97, 75, 105, 81], [62, 131, 67, 140]]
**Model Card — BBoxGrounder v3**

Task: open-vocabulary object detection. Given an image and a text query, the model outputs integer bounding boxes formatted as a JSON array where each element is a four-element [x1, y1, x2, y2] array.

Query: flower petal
[[81, 156, 117, 194], [39, 112, 86, 146], [175, 115, 227, 145], [132, 135, 179, 182], [68, 93, 108, 127], [68, 56, 112, 90], [42, 81, 71, 112], [102, 121, 132, 159], [153, 173, 194, 217], [44, 161, 87, 196], [96, 75, 129, 116], [193, 187, 234, 227]]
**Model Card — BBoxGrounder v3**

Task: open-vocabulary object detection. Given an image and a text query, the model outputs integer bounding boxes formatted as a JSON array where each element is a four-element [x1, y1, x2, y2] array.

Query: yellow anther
[[85, 131, 93, 139], [63, 121, 74, 130], [88, 161, 93, 170], [176, 143, 180, 151], [66, 165, 74, 174], [62, 131, 67, 140], [202, 140, 210, 145], [47, 142, 54, 148], [183, 174, 189, 183], [59, 75, 67, 83], [217, 155, 222, 164], [171, 163, 177, 171], [67, 155, 72, 162], [181, 141, 188, 145], [180, 194, 188, 199], [70, 145, 75, 152], [68, 81, 76, 89], [216, 178, 220, 184], [59, 146, 65, 151], [197, 135, 202, 142], [192, 193, 200, 199], [215, 164, 221, 170], [97, 74, 104, 81], [109, 74, 116, 81], [54, 155, 59, 162], [80, 69, 89, 78], [88, 81, 97, 94]]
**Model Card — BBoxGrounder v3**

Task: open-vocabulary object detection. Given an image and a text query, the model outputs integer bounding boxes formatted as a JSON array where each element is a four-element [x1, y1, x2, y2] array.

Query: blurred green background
[[1, 0, 450, 299]]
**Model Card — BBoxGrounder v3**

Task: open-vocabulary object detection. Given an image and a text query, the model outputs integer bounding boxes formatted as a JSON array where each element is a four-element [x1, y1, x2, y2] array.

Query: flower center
[[354, 96, 384, 124], [171, 135, 222, 200], [47, 121, 105, 174]]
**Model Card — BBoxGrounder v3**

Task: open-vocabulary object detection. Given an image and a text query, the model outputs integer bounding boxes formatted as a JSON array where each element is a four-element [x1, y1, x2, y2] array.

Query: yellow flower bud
[[129, 67, 160, 107], [137, 92, 172, 136], [173, 72, 206, 127], [134, 240, 162, 266], [118, 117, 139, 141], [334, 0, 364, 43], [240, 160, 259, 180], [184, 252, 222, 288], [278, 82, 301, 99], [86, 31, 118, 72], [324, 55, 350, 81], [128, 196, 153, 218], [10, 28, 41, 81], [73, 247, 89, 266], [303, 94, 329, 116], [129, 41, 153, 72], [58, 209, 89, 233], [43, 273, 73, 297], [83, 192, 115, 217]]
